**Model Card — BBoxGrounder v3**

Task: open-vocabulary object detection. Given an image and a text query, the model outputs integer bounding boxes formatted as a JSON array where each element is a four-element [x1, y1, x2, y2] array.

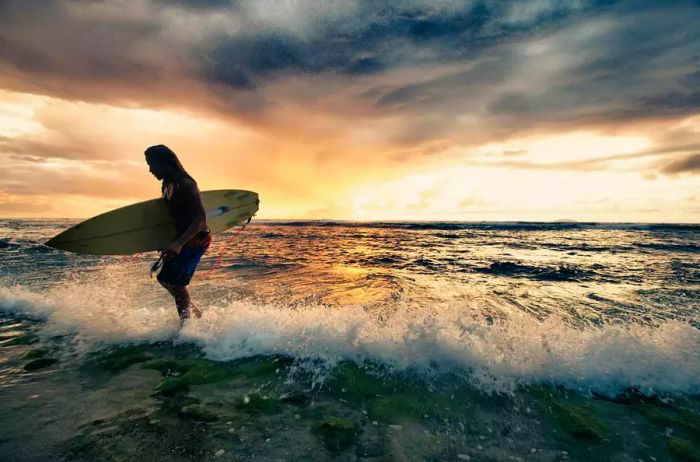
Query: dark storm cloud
[[346, 0, 699, 145], [0, 1, 592, 96], [662, 154, 700, 175], [390, 2, 700, 142], [485, 1, 700, 126], [151, 0, 236, 9], [376, 82, 432, 109], [0, 0, 194, 110], [0, 1, 164, 79], [0, 0, 699, 143], [200, 1, 583, 90], [374, 56, 515, 111]]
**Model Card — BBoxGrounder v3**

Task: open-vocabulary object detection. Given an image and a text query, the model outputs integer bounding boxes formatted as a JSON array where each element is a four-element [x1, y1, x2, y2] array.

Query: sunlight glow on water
[[0, 219, 698, 461]]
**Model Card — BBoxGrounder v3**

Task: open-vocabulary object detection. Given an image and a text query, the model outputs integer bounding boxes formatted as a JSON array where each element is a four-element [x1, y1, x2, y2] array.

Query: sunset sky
[[0, 0, 699, 222]]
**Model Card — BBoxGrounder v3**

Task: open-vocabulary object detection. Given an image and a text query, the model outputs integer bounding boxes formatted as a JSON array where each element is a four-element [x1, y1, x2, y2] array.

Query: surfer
[[145, 144, 210, 322]]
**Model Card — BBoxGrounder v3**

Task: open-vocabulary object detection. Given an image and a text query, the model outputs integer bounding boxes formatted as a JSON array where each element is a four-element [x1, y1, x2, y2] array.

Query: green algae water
[[0, 219, 699, 461]]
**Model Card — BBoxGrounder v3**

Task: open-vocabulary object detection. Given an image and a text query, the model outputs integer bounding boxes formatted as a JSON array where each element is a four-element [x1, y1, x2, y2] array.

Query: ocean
[[0, 219, 699, 461]]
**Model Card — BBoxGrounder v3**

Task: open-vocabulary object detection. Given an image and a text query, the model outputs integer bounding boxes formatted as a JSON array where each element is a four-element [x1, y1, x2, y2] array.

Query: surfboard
[[45, 189, 259, 255]]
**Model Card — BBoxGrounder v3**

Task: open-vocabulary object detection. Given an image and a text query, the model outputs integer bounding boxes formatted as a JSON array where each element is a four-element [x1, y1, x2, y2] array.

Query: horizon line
[[1, 217, 699, 225]]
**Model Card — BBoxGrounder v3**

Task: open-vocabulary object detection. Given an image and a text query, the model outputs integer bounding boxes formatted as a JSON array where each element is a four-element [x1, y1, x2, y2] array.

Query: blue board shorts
[[157, 233, 211, 287]]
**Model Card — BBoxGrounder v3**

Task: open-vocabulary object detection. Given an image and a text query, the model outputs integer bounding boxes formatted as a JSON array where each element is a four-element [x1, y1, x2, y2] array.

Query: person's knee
[[159, 281, 184, 298], [171, 285, 189, 300]]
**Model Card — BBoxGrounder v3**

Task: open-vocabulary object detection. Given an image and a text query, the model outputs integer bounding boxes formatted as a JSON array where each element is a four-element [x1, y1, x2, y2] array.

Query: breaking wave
[[1, 282, 698, 397]]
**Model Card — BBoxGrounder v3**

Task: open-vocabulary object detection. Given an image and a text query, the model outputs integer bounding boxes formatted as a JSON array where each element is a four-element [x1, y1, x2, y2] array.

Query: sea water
[[0, 219, 698, 461]]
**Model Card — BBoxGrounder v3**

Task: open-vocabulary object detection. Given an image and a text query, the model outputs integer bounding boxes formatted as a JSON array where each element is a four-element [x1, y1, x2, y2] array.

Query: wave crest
[[2, 283, 696, 396]]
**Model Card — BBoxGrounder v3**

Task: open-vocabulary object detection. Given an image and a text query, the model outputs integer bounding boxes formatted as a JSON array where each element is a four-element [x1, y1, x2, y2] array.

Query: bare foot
[[190, 305, 202, 319]]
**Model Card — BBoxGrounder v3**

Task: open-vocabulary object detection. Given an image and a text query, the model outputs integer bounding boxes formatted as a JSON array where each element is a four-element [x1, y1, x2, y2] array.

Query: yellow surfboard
[[45, 190, 259, 255]]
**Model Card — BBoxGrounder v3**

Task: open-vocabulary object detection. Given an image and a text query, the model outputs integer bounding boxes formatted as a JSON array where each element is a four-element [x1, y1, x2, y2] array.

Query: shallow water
[[0, 219, 699, 461]]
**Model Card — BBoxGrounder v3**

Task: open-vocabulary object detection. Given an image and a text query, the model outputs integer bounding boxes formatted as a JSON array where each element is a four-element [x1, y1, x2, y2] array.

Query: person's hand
[[163, 240, 183, 258]]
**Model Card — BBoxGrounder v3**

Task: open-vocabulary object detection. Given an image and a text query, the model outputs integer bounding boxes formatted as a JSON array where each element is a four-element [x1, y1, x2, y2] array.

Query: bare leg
[[188, 299, 202, 319], [160, 282, 202, 321]]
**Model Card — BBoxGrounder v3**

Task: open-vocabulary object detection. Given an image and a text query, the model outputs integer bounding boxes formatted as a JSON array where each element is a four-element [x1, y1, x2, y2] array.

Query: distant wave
[[0, 239, 18, 249], [259, 232, 286, 239], [539, 243, 636, 253], [258, 220, 700, 232], [353, 255, 405, 266], [5, 218, 698, 233], [476, 261, 597, 281], [646, 223, 700, 232], [635, 243, 700, 253]]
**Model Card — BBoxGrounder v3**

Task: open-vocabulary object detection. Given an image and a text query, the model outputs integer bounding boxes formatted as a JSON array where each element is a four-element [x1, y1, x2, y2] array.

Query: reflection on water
[[0, 219, 698, 461], [182, 221, 700, 327]]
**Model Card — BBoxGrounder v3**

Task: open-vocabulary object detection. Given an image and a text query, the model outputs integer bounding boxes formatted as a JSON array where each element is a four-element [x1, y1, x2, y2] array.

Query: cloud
[[151, 0, 236, 9], [0, 155, 152, 199], [361, 1, 700, 144], [0, 0, 207, 112], [200, 1, 516, 89], [462, 142, 700, 175], [0, 0, 699, 222], [487, 4, 700, 125], [0, 192, 58, 215], [538, 142, 700, 172], [8, 0, 696, 144], [662, 153, 700, 175], [0, 136, 95, 161]]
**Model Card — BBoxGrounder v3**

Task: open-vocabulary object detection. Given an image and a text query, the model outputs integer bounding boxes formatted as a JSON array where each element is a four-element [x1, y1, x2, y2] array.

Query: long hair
[[144, 144, 194, 194]]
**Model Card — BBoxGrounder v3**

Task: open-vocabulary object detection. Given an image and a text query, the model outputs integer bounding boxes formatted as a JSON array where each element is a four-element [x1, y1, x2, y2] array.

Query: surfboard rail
[[45, 189, 259, 255]]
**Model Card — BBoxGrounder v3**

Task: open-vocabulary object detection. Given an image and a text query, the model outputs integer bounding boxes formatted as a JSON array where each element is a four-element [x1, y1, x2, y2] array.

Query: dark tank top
[[163, 177, 210, 244]]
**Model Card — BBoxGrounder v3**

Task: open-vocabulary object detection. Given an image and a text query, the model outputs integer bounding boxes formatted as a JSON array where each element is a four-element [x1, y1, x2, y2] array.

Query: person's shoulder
[[182, 176, 197, 186], [177, 175, 197, 188], [178, 176, 200, 195]]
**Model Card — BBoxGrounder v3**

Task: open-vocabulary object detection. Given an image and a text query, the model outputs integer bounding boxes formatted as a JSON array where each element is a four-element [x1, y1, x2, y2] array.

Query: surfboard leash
[[199, 216, 253, 276]]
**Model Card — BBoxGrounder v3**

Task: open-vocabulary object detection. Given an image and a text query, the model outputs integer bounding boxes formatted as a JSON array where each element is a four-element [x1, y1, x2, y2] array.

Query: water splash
[[2, 282, 698, 396]]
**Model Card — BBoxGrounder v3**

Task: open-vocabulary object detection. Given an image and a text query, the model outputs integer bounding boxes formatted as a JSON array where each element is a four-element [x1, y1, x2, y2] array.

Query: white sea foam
[[181, 299, 700, 395], [1, 281, 699, 396], [0, 268, 178, 344]]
